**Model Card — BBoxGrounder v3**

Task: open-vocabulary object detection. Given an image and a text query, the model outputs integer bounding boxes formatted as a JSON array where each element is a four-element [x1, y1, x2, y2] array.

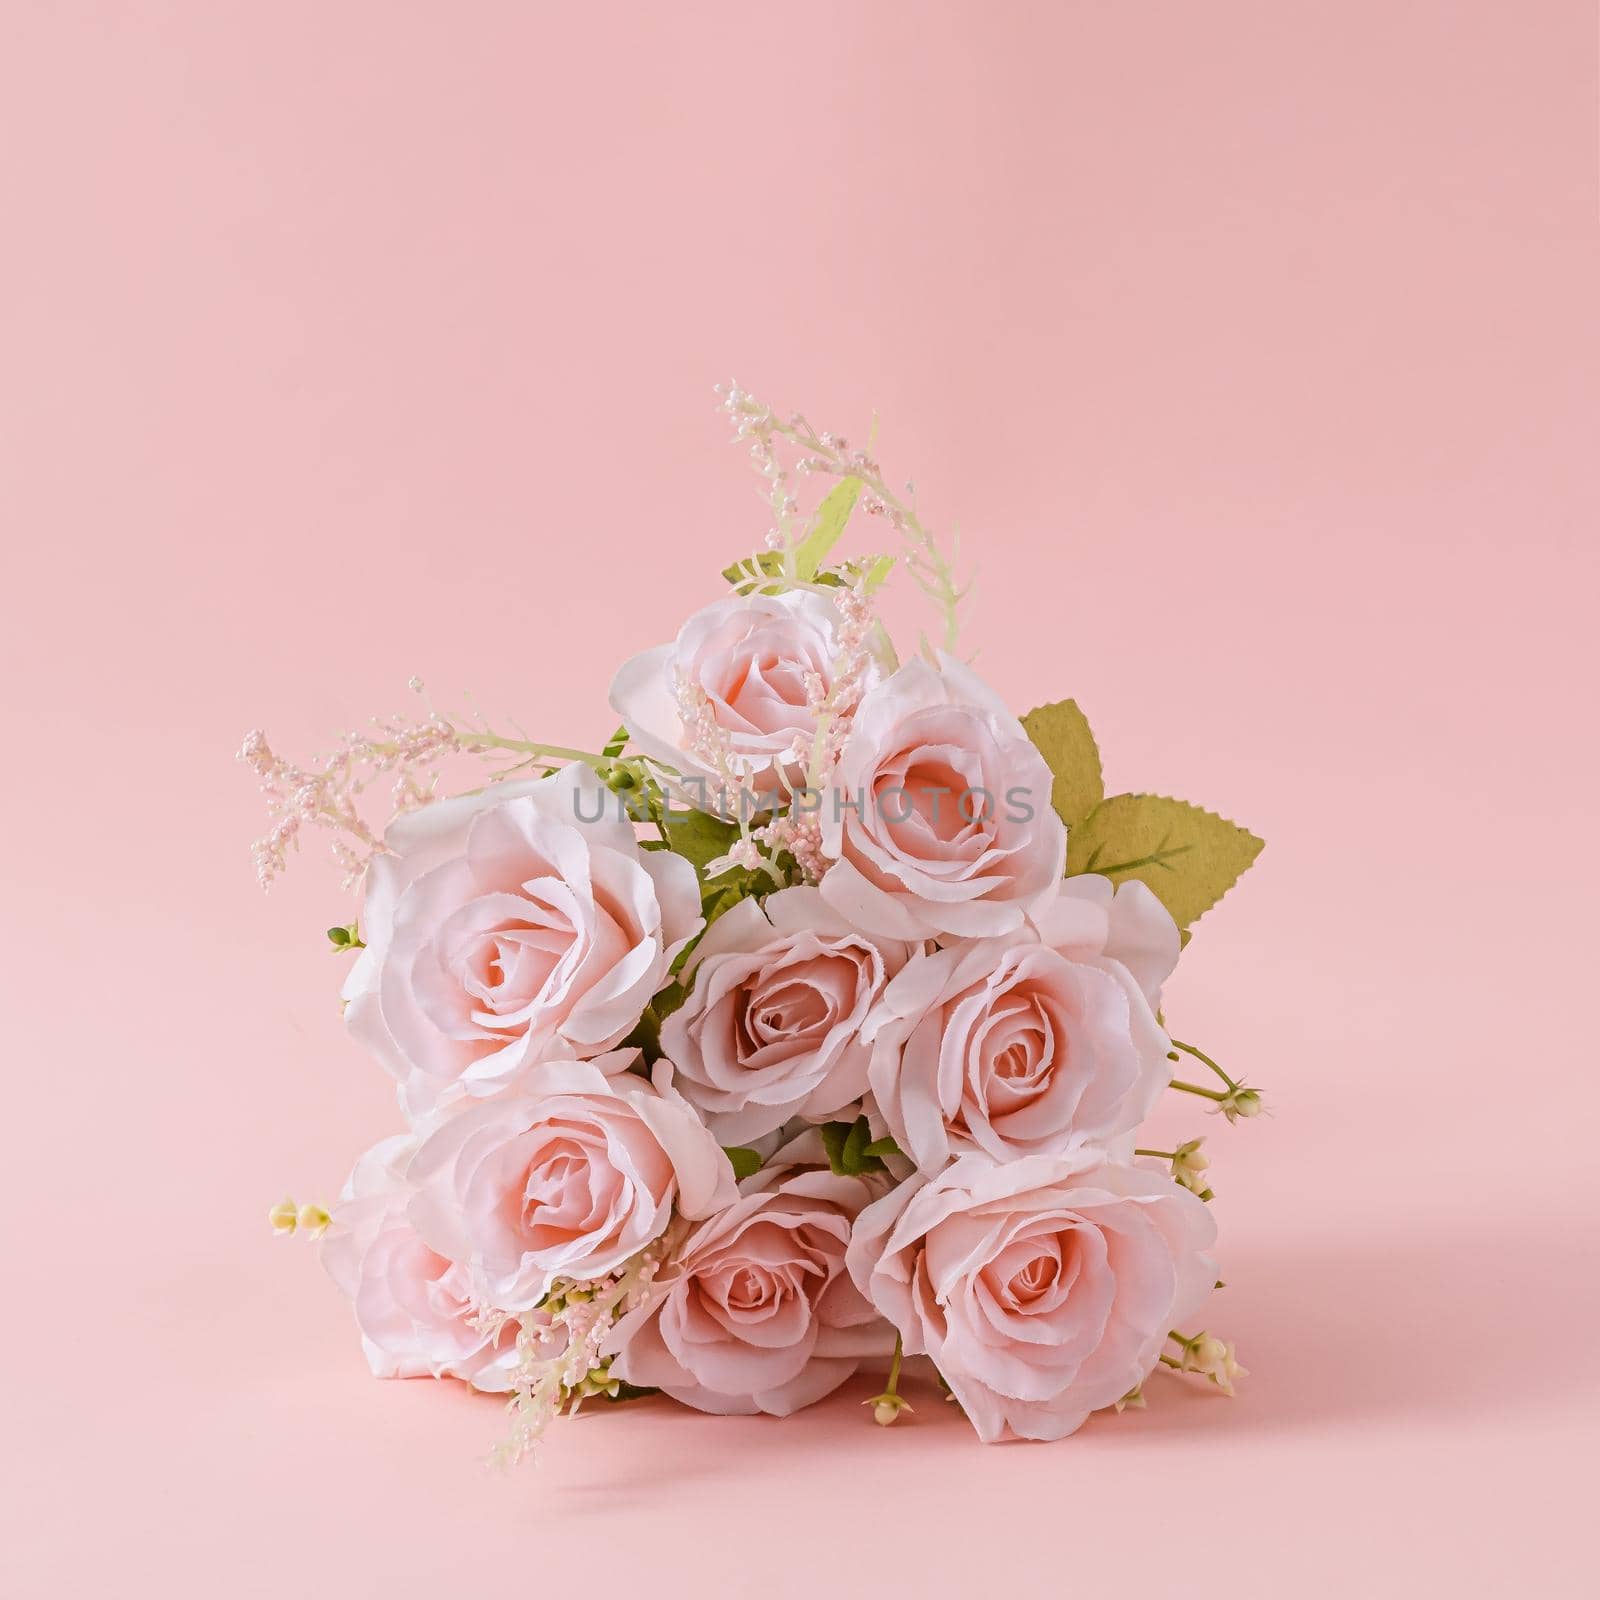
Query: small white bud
[[864, 1391, 913, 1427], [1220, 1088, 1263, 1122]]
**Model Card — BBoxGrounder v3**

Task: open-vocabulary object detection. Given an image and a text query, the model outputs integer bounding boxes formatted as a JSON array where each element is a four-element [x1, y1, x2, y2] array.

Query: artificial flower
[[406, 1054, 736, 1313], [610, 1162, 889, 1414], [817, 655, 1064, 939], [343, 765, 701, 1117], [609, 589, 885, 809], [847, 1152, 1216, 1442], [320, 1135, 520, 1390], [662, 886, 911, 1143]]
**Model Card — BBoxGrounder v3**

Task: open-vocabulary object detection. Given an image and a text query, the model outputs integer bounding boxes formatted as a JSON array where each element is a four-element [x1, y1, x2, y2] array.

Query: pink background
[[3, 3, 1597, 1595]]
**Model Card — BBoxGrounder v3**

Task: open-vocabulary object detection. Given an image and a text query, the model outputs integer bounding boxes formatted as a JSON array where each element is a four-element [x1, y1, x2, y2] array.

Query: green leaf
[[818, 1121, 850, 1174], [856, 553, 894, 592], [723, 1146, 763, 1182], [1021, 699, 1104, 830], [819, 1116, 884, 1176], [794, 477, 862, 581], [863, 1135, 902, 1160], [326, 922, 364, 951], [841, 1116, 872, 1173], [720, 550, 785, 589], [601, 724, 629, 760], [1065, 793, 1264, 931], [596, 1381, 658, 1404], [653, 981, 689, 1025], [702, 881, 748, 928], [658, 808, 742, 880], [720, 479, 865, 591], [621, 1002, 663, 1062]]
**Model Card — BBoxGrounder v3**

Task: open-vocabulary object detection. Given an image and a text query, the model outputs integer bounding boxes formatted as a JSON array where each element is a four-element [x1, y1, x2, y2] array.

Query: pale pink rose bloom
[[818, 656, 1065, 939], [320, 1135, 520, 1391], [608, 590, 885, 807], [1030, 873, 1182, 1010], [847, 1153, 1217, 1442], [406, 1053, 736, 1313], [343, 765, 701, 1118], [609, 1164, 891, 1415], [865, 884, 1177, 1173], [660, 886, 913, 1144]]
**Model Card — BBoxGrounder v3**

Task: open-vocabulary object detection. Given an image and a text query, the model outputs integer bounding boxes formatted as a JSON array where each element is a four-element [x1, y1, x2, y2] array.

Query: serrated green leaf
[[723, 1146, 763, 1182], [794, 477, 862, 581], [1065, 793, 1263, 931], [1021, 699, 1104, 830]]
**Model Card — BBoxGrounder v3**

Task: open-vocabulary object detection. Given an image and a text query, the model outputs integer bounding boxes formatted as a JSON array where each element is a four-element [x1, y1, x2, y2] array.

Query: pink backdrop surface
[[3, 4, 1597, 1596]]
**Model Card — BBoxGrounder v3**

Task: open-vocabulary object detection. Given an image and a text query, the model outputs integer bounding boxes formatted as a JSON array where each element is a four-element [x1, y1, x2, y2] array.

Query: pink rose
[[865, 882, 1177, 1173], [320, 1135, 519, 1391], [343, 765, 701, 1117], [1030, 873, 1182, 1010], [609, 1163, 889, 1415], [847, 1153, 1217, 1442], [608, 590, 884, 807], [818, 656, 1065, 939], [660, 886, 912, 1144], [406, 1054, 736, 1313]]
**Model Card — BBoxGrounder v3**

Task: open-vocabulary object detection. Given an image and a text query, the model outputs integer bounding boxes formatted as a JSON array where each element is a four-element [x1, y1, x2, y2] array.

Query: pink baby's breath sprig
[[743, 577, 882, 884], [688, 587, 876, 885], [674, 673, 794, 888], [238, 685, 619, 891]]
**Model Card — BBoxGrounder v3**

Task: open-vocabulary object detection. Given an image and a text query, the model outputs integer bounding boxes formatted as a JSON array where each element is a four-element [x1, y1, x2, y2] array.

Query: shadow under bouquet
[[245, 386, 1265, 1460]]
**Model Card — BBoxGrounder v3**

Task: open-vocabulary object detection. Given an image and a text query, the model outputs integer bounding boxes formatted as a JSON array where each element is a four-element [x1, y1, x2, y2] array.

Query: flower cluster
[[250, 388, 1266, 1456]]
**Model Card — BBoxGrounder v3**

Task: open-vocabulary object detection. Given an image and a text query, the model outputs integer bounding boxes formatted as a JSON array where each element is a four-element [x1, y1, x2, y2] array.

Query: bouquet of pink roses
[[246, 387, 1264, 1458]]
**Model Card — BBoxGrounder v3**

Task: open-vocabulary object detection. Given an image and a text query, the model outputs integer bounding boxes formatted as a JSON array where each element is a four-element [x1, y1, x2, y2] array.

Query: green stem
[[636, 781, 671, 847], [884, 1334, 904, 1397], [1169, 1078, 1230, 1103], [1134, 1148, 1176, 1160], [1170, 1038, 1238, 1092], [456, 733, 615, 769]]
